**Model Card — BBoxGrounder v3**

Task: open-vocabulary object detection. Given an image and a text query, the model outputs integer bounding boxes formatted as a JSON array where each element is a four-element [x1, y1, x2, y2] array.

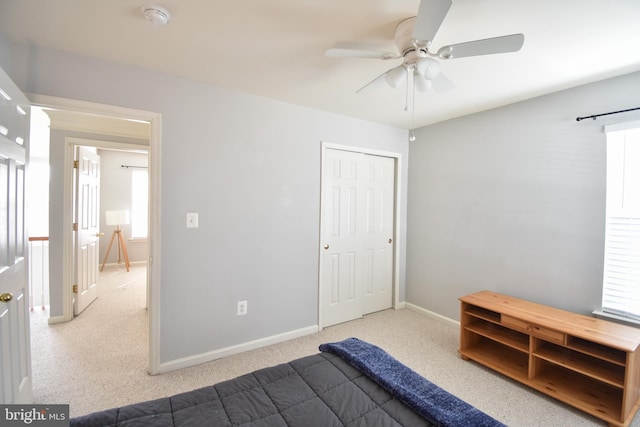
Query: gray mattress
[[70, 338, 504, 427]]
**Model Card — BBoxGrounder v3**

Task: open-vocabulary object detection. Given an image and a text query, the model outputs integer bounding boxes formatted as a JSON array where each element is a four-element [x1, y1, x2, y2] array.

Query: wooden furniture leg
[[117, 228, 131, 272], [100, 226, 130, 272], [100, 229, 118, 271]]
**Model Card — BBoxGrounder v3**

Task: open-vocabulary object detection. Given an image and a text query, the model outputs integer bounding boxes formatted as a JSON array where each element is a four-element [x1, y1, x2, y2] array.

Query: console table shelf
[[459, 291, 640, 427]]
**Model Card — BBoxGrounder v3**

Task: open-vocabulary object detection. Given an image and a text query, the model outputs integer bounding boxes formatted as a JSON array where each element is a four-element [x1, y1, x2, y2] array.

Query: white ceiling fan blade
[[325, 42, 399, 60], [412, 0, 452, 43], [437, 34, 525, 59], [431, 72, 455, 93], [325, 48, 398, 60], [355, 70, 391, 94]]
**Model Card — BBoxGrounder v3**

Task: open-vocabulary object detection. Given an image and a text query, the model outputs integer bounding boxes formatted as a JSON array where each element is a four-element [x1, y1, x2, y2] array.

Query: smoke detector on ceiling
[[141, 5, 171, 26]]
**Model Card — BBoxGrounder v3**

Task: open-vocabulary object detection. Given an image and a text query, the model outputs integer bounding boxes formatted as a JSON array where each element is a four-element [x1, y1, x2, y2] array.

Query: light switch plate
[[186, 212, 198, 228]]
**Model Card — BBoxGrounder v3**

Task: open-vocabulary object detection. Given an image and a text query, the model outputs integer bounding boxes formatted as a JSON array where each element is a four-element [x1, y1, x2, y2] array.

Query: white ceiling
[[2, 0, 640, 129]]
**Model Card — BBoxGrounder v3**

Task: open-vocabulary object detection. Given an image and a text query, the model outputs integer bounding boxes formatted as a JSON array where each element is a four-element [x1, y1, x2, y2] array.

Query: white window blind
[[602, 124, 640, 321]]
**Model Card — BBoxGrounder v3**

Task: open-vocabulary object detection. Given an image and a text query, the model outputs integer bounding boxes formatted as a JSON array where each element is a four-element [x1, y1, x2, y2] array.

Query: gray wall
[[2, 39, 409, 365], [407, 71, 640, 321]]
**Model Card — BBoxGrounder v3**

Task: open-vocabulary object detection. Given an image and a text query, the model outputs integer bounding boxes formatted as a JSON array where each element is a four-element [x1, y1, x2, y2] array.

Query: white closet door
[[320, 148, 395, 328]]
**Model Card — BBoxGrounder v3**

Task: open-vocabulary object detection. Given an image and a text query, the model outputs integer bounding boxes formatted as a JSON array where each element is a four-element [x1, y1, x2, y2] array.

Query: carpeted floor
[[30, 265, 638, 426]]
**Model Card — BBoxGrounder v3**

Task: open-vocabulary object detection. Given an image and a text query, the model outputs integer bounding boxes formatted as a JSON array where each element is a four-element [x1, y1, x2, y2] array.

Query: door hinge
[[73, 160, 79, 169], [73, 223, 78, 231], [72, 285, 78, 294]]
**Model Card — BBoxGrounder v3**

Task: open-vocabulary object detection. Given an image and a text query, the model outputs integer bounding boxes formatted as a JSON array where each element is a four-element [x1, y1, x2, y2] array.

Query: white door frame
[[318, 141, 402, 330], [27, 94, 162, 375]]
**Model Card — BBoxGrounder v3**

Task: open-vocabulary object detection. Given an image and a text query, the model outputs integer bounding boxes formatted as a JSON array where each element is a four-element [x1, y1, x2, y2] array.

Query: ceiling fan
[[325, 0, 525, 95]]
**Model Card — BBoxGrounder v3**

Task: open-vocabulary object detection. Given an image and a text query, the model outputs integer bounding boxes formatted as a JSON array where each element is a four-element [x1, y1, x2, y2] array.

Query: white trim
[[47, 314, 68, 325], [28, 94, 162, 375], [605, 120, 640, 133], [62, 141, 73, 322], [101, 260, 147, 268], [67, 137, 145, 151], [155, 325, 319, 374], [28, 94, 158, 123], [128, 238, 148, 244], [593, 310, 640, 328], [318, 141, 403, 330], [405, 302, 460, 329]]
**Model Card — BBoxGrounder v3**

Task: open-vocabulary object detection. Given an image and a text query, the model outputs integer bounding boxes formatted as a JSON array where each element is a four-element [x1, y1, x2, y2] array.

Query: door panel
[[0, 66, 32, 403], [74, 147, 100, 315], [362, 154, 395, 314], [320, 148, 395, 327], [321, 150, 363, 326]]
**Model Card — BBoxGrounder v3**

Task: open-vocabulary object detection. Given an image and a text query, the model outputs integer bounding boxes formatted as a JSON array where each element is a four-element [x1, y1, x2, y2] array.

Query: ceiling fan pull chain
[[404, 67, 410, 111], [409, 72, 417, 141], [412, 73, 416, 119]]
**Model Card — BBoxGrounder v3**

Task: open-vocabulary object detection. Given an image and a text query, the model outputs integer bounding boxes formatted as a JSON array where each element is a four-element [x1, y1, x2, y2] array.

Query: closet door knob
[[0, 293, 13, 303], [324, 244, 329, 250]]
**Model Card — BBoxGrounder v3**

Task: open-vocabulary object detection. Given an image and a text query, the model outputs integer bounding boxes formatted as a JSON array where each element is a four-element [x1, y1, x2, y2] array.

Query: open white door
[[74, 146, 100, 315], [0, 67, 32, 403], [320, 147, 395, 328]]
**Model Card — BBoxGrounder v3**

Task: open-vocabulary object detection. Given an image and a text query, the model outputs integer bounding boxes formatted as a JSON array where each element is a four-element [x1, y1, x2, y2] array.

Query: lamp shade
[[105, 210, 130, 226], [413, 70, 432, 92], [416, 58, 441, 80], [385, 65, 407, 88]]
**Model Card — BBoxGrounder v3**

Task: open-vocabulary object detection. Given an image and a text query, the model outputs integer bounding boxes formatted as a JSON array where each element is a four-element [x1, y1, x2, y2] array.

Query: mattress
[[70, 338, 504, 427]]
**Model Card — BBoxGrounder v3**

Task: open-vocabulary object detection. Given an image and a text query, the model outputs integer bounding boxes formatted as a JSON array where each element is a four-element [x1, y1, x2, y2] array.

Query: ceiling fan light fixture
[[142, 5, 171, 26], [416, 58, 441, 79], [385, 65, 407, 88], [413, 70, 431, 92]]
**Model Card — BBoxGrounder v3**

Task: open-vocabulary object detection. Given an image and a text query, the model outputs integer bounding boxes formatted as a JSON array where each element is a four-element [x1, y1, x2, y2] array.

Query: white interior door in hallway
[[0, 66, 32, 403], [74, 146, 101, 315], [320, 147, 395, 328]]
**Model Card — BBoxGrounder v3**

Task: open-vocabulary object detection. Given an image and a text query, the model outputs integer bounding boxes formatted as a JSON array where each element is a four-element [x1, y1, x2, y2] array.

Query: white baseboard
[[47, 314, 68, 325], [102, 260, 147, 268], [155, 325, 319, 374], [404, 302, 460, 329]]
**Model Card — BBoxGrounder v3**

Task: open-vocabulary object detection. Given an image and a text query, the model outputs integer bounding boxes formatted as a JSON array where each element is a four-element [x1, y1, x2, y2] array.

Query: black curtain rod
[[576, 107, 640, 122], [121, 164, 148, 169]]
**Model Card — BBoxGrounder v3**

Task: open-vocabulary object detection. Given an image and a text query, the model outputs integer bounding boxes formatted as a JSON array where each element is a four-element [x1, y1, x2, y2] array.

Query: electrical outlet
[[237, 300, 247, 316]]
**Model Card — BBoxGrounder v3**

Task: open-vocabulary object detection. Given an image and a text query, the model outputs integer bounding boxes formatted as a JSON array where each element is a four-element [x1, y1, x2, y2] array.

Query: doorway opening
[[26, 95, 162, 381], [71, 141, 149, 316]]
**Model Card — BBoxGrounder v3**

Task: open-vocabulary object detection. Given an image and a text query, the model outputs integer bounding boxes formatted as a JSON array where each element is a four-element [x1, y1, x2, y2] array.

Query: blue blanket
[[319, 338, 505, 427]]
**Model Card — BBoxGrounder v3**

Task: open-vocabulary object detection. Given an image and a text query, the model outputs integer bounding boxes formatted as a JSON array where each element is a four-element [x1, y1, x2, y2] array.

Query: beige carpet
[[30, 265, 638, 426]]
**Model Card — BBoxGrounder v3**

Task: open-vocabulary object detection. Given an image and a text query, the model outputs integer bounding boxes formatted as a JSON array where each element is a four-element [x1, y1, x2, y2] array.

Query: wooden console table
[[459, 291, 640, 427]]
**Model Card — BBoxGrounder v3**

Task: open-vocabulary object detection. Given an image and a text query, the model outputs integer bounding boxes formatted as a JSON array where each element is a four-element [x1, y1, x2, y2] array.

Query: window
[[602, 121, 640, 321], [131, 168, 148, 238]]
